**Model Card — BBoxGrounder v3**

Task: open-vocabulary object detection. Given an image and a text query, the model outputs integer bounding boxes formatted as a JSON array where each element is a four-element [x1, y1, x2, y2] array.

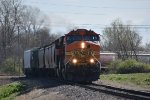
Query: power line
[[31, 2, 150, 10], [49, 11, 106, 16], [51, 22, 150, 26], [40, 22, 150, 29], [51, 24, 150, 29]]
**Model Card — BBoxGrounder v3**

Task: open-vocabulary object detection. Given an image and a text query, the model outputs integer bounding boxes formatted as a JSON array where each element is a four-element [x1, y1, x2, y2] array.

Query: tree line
[[0, 0, 59, 64], [103, 19, 150, 60]]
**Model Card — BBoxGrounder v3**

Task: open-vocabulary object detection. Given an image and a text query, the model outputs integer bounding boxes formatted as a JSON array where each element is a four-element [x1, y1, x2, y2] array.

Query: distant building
[[100, 52, 150, 66]]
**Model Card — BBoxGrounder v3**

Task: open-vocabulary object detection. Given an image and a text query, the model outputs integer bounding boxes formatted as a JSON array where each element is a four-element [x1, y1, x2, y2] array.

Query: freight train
[[23, 29, 101, 82]]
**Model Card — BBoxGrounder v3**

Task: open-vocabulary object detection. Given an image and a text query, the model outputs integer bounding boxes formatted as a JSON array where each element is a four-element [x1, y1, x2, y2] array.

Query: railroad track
[[0, 75, 25, 79], [1, 76, 150, 100], [70, 82, 150, 100], [48, 79, 150, 99]]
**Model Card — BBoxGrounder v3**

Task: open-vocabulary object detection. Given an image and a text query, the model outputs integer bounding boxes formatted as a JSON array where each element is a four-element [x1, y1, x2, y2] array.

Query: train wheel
[[25, 69, 29, 78], [56, 68, 60, 78], [57, 61, 63, 79], [62, 68, 66, 80]]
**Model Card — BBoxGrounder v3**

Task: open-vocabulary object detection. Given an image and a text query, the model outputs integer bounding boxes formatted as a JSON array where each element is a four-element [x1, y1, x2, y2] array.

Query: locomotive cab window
[[66, 35, 82, 44], [83, 35, 100, 43]]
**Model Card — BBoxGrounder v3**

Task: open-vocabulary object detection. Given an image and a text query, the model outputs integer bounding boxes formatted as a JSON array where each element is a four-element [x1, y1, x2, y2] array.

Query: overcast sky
[[24, 0, 150, 45]]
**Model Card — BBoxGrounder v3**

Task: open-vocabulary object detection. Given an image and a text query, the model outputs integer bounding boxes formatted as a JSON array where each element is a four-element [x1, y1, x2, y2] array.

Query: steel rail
[[92, 83, 150, 97], [67, 82, 150, 100]]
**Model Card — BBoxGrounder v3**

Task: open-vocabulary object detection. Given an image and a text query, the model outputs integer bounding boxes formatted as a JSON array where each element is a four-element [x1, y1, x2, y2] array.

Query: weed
[[0, 82, 25, 99]]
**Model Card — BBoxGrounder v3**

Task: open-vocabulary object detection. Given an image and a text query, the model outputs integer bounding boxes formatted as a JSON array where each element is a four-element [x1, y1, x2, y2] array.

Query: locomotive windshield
[[83, 35, 100, 41], [66, 35, 82, 44], [66, 34, 100, 44]]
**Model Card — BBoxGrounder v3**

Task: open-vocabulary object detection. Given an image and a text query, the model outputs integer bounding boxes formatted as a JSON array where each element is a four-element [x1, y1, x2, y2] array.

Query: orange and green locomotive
[[23, 29, 101, 82]]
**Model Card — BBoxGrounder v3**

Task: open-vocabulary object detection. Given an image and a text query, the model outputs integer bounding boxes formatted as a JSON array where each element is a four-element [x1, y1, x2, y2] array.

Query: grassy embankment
[[100, 59, 150, 89], [0, 82, 25, 100], [100, 73, 150, 89]]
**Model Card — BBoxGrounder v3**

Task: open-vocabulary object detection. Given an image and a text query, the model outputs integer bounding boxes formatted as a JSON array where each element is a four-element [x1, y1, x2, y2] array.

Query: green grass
[[100, 73, 150, 88], [0, 82, 25, 100]]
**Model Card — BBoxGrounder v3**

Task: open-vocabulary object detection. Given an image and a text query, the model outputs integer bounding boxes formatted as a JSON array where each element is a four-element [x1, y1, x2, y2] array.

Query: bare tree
[[19, 6, 51, 49], [103, 19, 142, 60], [0, 0, 54, 58], [0, 0, 22, 60], [30, 27, 60, 47], [0, 0, 62, 75], [145, 42, 150, 52]]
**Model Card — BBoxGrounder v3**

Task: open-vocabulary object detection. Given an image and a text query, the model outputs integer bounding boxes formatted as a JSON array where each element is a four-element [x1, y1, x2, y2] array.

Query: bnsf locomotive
[[23, 29, 101, 82]]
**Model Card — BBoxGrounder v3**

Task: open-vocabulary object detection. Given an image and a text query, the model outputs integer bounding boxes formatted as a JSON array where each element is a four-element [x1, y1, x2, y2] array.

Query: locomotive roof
[[66, 29, 98, 35]]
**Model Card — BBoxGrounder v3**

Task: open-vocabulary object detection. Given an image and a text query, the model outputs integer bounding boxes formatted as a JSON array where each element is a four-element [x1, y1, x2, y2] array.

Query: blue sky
[[24, 0, 150, 45]]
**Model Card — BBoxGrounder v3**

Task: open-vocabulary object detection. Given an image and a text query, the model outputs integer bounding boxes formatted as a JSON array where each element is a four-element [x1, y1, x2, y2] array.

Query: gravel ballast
[[0, 76, 131, 100], [16, 78, 131, 100]]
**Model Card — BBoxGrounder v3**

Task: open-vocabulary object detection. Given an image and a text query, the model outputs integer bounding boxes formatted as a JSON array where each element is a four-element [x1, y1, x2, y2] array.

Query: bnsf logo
[[72, 49, 94, 57]]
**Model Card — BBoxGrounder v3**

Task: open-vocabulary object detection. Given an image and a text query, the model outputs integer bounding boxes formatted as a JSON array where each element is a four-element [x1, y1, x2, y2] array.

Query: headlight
[[81, 42, 85, 49], [90, 58, 94, 63], [72, 58, 77, 64]]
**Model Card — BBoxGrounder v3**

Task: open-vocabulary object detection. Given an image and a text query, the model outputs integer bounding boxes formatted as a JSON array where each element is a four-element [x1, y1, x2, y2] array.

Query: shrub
[[108, 59, 122, 73], [0, 58, 23, 75], [0, 82, 25, 99], [108, 59, 150, 74]]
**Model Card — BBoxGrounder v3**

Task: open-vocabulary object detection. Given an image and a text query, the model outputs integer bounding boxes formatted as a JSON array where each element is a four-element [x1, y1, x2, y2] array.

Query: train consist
[[23, 29, 101, 82]]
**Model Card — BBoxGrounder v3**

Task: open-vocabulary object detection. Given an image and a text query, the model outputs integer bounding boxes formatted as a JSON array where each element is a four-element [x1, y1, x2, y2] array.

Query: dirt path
[[16, 89, 66, 100]]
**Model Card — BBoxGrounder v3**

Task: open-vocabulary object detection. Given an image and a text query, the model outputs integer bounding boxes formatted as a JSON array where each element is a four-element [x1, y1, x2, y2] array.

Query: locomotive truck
[[23, 29, 101, 82]]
